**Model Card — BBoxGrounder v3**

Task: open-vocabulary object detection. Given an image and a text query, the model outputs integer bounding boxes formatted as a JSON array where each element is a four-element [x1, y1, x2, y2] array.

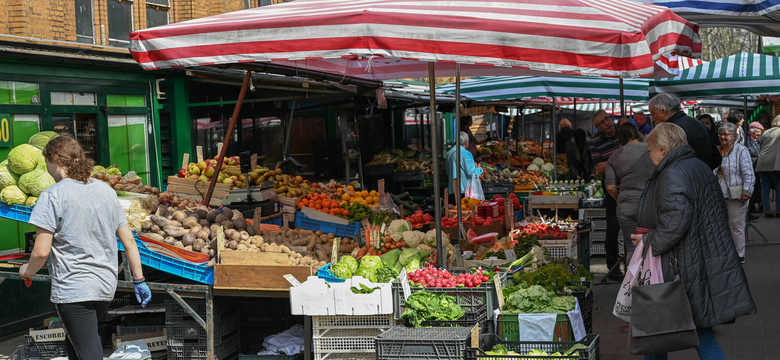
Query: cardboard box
[[112, 329, 167, 352]]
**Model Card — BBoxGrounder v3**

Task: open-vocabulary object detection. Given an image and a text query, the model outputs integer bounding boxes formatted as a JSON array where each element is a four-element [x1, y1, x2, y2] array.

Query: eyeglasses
[[718, 133, 735, 137]]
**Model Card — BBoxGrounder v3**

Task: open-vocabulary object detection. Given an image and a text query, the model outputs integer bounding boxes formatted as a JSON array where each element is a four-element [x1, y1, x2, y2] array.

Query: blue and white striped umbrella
[[637, 0, 780, 36]]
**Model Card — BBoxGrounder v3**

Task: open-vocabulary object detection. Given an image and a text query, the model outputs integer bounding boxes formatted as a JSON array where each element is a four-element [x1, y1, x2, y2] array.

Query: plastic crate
[[312, 314, 395, 336], [262, 216, 283, 226], [565, 282, 593, 334], [165, 299, 238, 342], [239, 354, 301, 360], [577, 231, 590, 267], [375, 326, 472, 359], [0, 203, 33, 222], [392, 282, 497, 319], [482, 182, 515, 194], [167, 333, 240, 360], [118, 236, 214, 285], [496, 313, 574, 342], [539, 237, 577, 260], [317, 263, 346, 283], [415, 304, 488, 333], [313, 328, 385, 354], [24, 336, 67, 359], [364, 164, 396, 176], [394, 170, 424, 182], [514, 210, 524, 222], [116, 324, 165, 336], [294, 212, 361, 239], [465, 333, 599, 360]]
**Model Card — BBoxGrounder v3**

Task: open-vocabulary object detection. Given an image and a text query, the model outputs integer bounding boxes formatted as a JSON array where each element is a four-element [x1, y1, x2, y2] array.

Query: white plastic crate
[[290, 276, 393, 316], [539, 234, 577, 260], [590, 241, 625, 256], [314, 353, 375, 360], [312, 314, 394, 337], [313, 329, 384, 355]]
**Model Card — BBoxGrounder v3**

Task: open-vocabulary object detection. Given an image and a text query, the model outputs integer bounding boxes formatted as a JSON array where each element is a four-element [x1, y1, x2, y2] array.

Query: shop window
[[75, 0, 94, 44], [52, 114, 98, 161], [146, 6, 169, 28], [50, 92, 97, 106], [0, 82, 40, 105], [108, 0, 133, 48], [107, 94, 146, 107]]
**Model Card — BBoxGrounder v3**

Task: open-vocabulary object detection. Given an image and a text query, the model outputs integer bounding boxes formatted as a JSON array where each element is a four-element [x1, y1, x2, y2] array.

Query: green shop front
[[0, 47, 162, 334]]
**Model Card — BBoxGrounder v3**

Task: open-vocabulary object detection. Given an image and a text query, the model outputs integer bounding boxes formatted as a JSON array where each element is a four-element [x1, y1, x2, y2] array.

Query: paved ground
[[590, 216, 780, 360]]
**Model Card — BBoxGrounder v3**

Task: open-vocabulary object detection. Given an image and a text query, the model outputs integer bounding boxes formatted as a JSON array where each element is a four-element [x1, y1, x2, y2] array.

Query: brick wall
[[0, 0, 250, 44]]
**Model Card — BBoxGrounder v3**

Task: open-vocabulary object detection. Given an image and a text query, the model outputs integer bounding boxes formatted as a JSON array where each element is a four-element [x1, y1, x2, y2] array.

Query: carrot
[[357, 245, 369, 259], [396, 241, 407, 248]]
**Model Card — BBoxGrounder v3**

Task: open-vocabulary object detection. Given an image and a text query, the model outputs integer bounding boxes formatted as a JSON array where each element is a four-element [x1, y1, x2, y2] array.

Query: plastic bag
[[464, 173, 485, 202], [613, 241, 663, 322]]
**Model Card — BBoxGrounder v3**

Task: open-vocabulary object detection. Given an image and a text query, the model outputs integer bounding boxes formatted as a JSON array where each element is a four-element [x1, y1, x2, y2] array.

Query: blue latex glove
[[134, 282, 152, 308]]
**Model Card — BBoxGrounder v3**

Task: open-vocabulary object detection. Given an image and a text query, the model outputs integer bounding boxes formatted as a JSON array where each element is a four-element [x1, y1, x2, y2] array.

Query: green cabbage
[[19, 169, 55, 197], [24, 196, 37, 207], [404, 258, 421, 273], [359, 255, 383, 272], [0, 186, 27, 205], [331, 255, 359, 279], [8, 144, 41, 175], [354, 266, 378, 282], [28, 132, 58, 151], [380, 249, 402, 268], [0, 171, 16, 188]]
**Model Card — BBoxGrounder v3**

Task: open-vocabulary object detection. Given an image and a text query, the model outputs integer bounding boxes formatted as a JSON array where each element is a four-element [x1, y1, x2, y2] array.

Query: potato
[[140, 232, 164, 241], [174, 241, 184, 248], [197, 229, 211, 240], [198, 219, 210, 228], [206, 209, 220, 222], [246, 225, 256, 236], [189, 224, 203, 234], [182, 216, 199, 229], [232, 209, 243, 220], [232, 218, 247, 230], [195, 209, 208, 220], [172, 210, 188, 223], [141, 220, 153, 231], [227, 240, 238, 250], [184, 245, 193, 251], [163, 226, 189, 238], [221, 220, 234, 230], [193, 239, 206, 252], [237, 243, 248, 251], [182, 233, 196, 246], [214, 214, 229, 224], [150, 224, 161, 232], [239, 231, 249, 241]]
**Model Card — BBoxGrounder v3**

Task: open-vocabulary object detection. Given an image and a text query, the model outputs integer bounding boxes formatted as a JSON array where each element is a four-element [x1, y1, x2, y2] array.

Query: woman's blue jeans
[[759, 171, 780, 213], [642, 328, 726, 360]]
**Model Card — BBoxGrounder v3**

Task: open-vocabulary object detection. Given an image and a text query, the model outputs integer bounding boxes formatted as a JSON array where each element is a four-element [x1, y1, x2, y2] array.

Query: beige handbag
[[728, 185, 743, 200]]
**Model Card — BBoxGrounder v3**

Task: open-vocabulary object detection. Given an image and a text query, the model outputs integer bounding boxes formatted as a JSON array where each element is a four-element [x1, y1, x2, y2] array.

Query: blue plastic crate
[[262, 216, 283, 226], [294, 212, 361, 239], [317, 263, 346, 283], [514, 210, 524, 222], [119, 236, 214, 285], [0, 203, 32, 222]]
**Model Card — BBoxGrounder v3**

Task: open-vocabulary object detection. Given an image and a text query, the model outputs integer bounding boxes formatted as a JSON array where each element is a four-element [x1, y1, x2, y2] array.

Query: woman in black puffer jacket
[[630, 123, 755, 360]]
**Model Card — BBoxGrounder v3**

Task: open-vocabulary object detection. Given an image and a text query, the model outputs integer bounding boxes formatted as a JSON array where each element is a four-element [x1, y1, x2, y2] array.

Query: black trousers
[[55, 301, 111, 360], [604, 189, 621, 271]]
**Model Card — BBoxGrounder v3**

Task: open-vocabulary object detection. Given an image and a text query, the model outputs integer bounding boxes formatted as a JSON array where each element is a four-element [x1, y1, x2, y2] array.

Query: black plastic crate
[[167, 333, 241, 360], [465, 333, 599, 360], [364, 163, 396, 176], [577, 228, 591, 268], [482, 182, 514, 194], [565, 281, 593, 333], [24, 336, 67, 359], [375, 326, 472, 359], [166, 316, 239, 345], [165, 298, 236, 322], [408, 304, 489, 333], [394, 170, 424, 182]]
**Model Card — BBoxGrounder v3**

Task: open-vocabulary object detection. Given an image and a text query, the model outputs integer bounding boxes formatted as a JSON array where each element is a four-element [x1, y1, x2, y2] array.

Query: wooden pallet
[[165, 176, 232, 207]]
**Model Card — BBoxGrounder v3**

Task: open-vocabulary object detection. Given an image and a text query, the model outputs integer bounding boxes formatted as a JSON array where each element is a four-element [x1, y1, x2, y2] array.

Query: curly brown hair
[[43, 135, 94, 183]]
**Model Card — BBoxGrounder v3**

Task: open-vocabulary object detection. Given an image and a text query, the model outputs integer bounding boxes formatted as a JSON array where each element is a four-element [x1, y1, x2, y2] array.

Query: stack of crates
[[165, 299, 240, 360], [312, 314, 395, 360]]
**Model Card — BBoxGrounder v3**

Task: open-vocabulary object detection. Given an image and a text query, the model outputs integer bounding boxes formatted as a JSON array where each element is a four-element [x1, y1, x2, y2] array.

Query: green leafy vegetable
[[350, 283, 380, 294], [401, 290, 464, 327], [354, 266, 378, 282], [503, 285, 576, 314], [331, 255, 359, 279], [380, 249, 402, 268], [359, 255, 384, 271], [376, 266, 399, 283]]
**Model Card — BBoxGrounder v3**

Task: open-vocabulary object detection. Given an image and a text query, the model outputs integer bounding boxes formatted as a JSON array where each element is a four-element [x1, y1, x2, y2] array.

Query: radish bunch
[[407, 266, 490, 288]]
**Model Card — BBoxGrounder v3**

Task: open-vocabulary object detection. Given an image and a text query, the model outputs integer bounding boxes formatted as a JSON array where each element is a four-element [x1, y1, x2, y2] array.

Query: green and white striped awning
[[438, 76, 650, 103], [650, 53, 780, 98]]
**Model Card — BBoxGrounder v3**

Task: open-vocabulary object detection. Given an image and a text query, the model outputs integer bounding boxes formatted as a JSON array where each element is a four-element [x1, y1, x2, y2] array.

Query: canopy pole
[[455, 64, 464, 265], [552, 97, 557, 181], [429, 63, 445, 268], [205, 71, 251, 206], [619, 78, 626, 118], [744, 96, 749, 145]]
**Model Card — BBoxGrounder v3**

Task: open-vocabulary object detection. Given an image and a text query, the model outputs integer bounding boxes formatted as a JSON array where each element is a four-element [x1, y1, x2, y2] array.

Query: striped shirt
[[590, 132, 619, 165]]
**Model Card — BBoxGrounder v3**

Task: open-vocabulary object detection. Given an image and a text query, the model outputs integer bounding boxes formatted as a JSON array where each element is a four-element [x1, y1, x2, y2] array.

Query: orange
[[343, 209, 350, 216], [370, 190, 377, 197], [347, 185, 355, 192], [320, 193, 327, 200], [361, 190, 369, 197], [341, 193, 350, 201]]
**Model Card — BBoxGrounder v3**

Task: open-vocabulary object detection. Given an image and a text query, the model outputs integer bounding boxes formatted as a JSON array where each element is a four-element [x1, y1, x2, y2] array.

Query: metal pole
[[205, 71, 252, 206], [744, 96, 749, 145], [429, 63, 445, 268], [552, 97, 557, 181], [455, 64, 464, 262], [619, 78, 625, 118]]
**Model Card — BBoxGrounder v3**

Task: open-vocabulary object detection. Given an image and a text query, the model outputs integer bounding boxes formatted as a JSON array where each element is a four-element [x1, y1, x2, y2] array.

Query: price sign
[[251, 153, 258, 169], [0, 115, 11, 148], [399, 268, 411, 300], [181, 153, 190, 169], [196, 146, 204, 162], [377, 179, 385, 196]]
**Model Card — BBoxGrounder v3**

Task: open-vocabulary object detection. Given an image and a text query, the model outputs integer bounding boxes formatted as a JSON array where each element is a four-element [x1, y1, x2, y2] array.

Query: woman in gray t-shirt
[[605, 123, 656, 261], [19, 135, 150, 360]]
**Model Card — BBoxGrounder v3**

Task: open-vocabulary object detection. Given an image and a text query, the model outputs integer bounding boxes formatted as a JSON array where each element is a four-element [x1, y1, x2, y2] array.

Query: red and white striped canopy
[[130, 0, 701, 79]]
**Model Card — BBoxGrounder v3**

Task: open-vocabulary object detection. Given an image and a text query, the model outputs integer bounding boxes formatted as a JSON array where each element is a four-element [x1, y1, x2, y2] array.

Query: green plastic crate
[[392, 282, 497, 319], [496, 312, 574, 342]]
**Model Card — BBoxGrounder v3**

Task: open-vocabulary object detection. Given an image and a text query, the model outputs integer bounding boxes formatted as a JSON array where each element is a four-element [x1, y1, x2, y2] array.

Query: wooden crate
[[165, 176, 232, 207], [213, 264, 312, 290]]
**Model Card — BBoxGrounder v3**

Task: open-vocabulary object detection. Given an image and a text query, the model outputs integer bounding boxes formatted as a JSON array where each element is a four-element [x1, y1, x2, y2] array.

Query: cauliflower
[[541, 162, 555, 172], [402, 230, 426, 247], [532, 157, 545, 167], [389, 233, 404, 242], [526, 164, 540, 172]]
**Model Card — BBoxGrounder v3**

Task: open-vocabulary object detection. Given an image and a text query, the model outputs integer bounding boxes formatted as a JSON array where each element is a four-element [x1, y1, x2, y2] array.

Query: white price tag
[[181, 153, 190, 169], [283, 274, 301, 287], [196, 146, 204, 162], [399, 268, 411, 301], [504, 249, 517, 261]]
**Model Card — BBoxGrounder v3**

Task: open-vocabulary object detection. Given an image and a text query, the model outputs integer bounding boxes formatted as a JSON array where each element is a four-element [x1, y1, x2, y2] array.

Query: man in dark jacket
[[648, 93, 722, 169], [632, 123, 755, 358]]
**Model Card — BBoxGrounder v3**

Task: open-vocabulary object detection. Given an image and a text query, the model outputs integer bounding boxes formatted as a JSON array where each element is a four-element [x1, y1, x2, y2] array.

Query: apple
[[217, 173, 226, 182], [198, 174, 209, 182], [222, 178, 234, 185], [187, 163, 201, 175], [189, 174, 200, 180], [177, 169, 189, 178], [230, 175, 238, 181], [196, 161, 208, 170], [204, 166, 216, 178]]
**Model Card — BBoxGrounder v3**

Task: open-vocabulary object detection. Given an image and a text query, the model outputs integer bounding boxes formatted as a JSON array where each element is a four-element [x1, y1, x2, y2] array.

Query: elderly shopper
[[756, 115, 780, 217], [648, 93, 721, 169], [590, 109, 622, 281], [605, 123, 654, 261], [446, 131, 484, 195], [715, 122, 755, 263], [630, 123, 755, 360]]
